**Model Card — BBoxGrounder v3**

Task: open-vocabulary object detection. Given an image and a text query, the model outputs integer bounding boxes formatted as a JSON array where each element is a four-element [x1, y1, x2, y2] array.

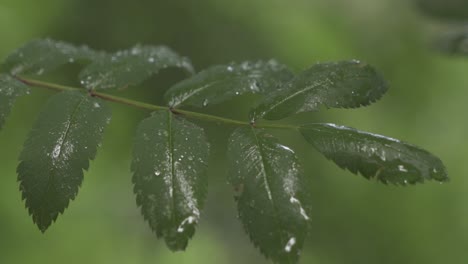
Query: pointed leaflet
[[79, 45, 194, 90], [164, 60, 294, 107], [131, 111, 209, 251], [1, 38, 98, 75], [0, 74, 29, 129], [300, 123, 448, 185], [227, 127, 311, 263], [250, 60, 388, 121], [17, 91, 111, 232]]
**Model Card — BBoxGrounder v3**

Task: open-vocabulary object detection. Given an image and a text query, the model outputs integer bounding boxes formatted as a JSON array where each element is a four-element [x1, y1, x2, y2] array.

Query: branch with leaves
[[0, 39, 448, 264]]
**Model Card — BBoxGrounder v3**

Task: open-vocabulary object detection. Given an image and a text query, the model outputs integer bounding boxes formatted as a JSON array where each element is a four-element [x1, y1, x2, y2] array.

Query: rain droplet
[[290, 196, 310, 220], [52, 144, 61, 159], [398, 165, 408, 172], [227, 66, 234, 72], [93, 102, 101, 108], [154, 170, 161, 176], [250, 81, 260, 92], [284, 237, 296, 253], [148, 57, 155, 63], [202, 99, 209, 107], [177, 216, 197, 233]]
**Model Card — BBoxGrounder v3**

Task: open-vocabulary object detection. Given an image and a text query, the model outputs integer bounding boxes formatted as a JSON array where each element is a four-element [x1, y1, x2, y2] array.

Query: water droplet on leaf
[[284, 237, 296, 252]]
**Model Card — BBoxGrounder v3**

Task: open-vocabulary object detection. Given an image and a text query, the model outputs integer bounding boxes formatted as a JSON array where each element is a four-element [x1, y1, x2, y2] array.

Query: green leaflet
[[300, 123, 448, 185], [417, 0, 468, 20], [164, 60, 294, 108], [131, 110, 209, 251], [1, 39, 98, 75], [227, 127, 311, 264], [79, 45, 194, 90], [0, 74, 29, 129], [17, 91, 111, 232], [250, 60, 388, 121]]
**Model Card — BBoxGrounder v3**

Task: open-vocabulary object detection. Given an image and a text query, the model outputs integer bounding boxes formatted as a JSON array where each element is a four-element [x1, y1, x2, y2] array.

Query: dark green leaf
[[131, 110, 209, 251], [17, 91, 111, 232], [227, 127, 311, 263], [434, 28, 468, 56], [164, 60, 294, 107], [79, 45, 194, 90], [1, 38, 97, 75], [0, 74, 29, 129], [250, 60, 388, 121], [300, 123, 448, 185], [417, 0, 468, 21]]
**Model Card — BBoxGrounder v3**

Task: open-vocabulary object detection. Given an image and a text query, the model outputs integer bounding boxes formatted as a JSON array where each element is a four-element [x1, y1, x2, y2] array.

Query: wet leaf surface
[[165, 60, 293, 107], [1, 39, 98, 75], [0, 74, 29, 129], [79, 45, 193, 90], [228, 127, 311, 264], [132, 110, 209, 251], [300, 123, 448, 184], [17, 91, 111, 232], [251, 60, 388, 121]]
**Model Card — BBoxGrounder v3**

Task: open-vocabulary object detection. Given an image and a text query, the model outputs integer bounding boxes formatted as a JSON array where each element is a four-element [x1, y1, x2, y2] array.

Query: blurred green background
[[1, 0, 467, 263]]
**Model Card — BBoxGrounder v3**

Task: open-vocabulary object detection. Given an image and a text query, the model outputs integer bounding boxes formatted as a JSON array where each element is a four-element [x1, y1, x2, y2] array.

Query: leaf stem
[[17, 77, 77, 92], [91, 91, 167, 112], [172, 108, 250, 126], [15, 76, 298, 130]]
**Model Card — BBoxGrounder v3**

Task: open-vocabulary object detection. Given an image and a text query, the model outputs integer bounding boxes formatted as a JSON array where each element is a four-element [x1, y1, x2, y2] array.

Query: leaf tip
[[165, 236, 189, 252]]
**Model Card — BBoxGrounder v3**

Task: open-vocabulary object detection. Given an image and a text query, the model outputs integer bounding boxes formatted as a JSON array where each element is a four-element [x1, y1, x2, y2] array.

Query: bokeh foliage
[[1, 0, 467, 263]]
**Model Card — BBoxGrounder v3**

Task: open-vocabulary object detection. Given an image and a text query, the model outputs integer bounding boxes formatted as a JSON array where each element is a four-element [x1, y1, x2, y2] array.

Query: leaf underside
[[1, 38, 98, 76], [17, 91, 111, 232], [250, 60, 388, 121], [131, 110, 209, 251], [300, 123, 448, 185], [227, 127, 311, 264], [164, 60, 294, 108], [0, 74, 29, 129], [79, 45, 194, 90]]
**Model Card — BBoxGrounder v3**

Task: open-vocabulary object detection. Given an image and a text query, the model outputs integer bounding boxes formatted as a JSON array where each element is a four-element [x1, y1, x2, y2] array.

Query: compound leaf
[[250, 60, 388, 121], [164, 60, 294, 108], [0, 74, 29, 129], [1, 38, 97, 75], [300, 123, 448, 185], [227, 127, 311, 264], [131, 110, 209, 251], [79, 45, 194, 90], [17, 91, 111, 232]]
